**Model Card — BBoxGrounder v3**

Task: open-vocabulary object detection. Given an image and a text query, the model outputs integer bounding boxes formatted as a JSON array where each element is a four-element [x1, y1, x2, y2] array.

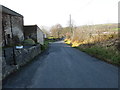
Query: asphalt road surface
[[3, 41, 119, 88]]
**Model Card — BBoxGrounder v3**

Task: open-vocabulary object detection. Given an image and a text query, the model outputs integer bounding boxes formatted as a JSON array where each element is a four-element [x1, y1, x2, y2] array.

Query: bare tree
[[50, 24, 63, 38], [41, 26, 50, 38]]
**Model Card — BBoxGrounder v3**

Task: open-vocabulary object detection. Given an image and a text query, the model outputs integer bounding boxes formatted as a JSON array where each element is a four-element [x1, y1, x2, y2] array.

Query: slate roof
[[24, 25, 44, 33], [0, 5, 23, 17]]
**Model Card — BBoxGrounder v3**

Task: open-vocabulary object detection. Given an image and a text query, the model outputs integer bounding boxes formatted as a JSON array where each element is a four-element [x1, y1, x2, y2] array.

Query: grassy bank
[[64, 39, 120, 66], [77, 45, 120, 66]]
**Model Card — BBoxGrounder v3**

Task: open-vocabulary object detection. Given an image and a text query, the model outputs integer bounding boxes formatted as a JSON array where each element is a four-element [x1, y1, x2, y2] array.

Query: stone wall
[[2, 45, 41, 80], [2, 12, 24, 47]]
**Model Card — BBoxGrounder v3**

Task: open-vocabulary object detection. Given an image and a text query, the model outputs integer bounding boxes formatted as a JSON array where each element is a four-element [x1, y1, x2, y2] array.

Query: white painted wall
[[37, 27, 44, 45]]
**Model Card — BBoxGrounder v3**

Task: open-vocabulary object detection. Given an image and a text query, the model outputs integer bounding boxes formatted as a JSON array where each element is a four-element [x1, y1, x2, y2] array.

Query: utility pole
[[69, 14, 74, 40], [69, 14, 72, 34]]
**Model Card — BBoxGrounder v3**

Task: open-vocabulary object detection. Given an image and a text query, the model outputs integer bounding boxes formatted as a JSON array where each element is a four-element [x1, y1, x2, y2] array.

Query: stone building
[[24, 25, 44, 45], [2, 5, 24, 47]]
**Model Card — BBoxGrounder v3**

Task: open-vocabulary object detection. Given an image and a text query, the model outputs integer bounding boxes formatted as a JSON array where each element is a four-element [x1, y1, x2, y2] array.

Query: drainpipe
[[9, 15, 16, 65], [2, 20, 6, 58]]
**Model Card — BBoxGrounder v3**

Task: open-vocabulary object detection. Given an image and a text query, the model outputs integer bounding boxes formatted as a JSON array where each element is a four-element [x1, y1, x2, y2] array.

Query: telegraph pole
[[69, 14, 72, 34], [69, 14, 74, 39]]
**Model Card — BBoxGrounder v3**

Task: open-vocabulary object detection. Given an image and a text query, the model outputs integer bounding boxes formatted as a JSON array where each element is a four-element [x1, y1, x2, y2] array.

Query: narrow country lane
[[3, 41, 118, 88]]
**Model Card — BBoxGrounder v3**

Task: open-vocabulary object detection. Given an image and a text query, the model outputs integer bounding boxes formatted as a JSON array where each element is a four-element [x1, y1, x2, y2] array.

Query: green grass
[[112, 28, 120, 31], [48, 36, 54, 39], [48, 36, 58, 39], [77, 46, 120, 66]]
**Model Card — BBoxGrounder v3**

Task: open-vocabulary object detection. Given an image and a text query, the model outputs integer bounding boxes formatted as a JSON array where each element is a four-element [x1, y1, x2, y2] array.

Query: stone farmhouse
[[1, 5, 45, 79], [2, 5, 24, 47], [24, 25, 44, 45]]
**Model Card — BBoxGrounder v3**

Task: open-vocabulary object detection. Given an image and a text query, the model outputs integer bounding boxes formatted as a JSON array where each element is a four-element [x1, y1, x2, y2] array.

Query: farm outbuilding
[[1, 5, 24, 47], [24, 25, 44, 45]]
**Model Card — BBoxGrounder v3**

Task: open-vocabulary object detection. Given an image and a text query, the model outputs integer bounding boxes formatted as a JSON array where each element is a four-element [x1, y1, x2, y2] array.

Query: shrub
[[41, 40, 49, 51], [23, 39, 36, 46]]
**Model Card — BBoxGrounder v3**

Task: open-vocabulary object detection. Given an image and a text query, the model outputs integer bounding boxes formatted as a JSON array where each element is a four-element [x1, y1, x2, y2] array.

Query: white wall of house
[[37, 27, 44, 45]]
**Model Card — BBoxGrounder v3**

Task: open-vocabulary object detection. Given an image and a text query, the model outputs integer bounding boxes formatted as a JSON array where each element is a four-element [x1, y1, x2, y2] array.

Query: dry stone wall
[[2, 45, 41, 80]]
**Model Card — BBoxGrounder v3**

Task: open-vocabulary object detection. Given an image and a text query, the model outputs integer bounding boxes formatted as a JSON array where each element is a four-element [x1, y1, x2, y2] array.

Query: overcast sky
[[1, 0, 119, 29]]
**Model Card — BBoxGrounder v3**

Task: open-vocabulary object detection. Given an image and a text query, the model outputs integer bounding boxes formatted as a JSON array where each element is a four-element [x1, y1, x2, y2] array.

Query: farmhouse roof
[[1, 5, 23, 17], [24, 25, 44, 33]]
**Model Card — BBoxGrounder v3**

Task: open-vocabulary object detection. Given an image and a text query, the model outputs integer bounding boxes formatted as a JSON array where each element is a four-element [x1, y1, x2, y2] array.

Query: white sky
[[0, 0, 119, 29]]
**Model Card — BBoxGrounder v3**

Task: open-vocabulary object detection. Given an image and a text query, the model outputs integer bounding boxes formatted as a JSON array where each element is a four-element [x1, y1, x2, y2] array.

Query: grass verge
[[64, 39, 120, 66], [76, 45, 120, 66]]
